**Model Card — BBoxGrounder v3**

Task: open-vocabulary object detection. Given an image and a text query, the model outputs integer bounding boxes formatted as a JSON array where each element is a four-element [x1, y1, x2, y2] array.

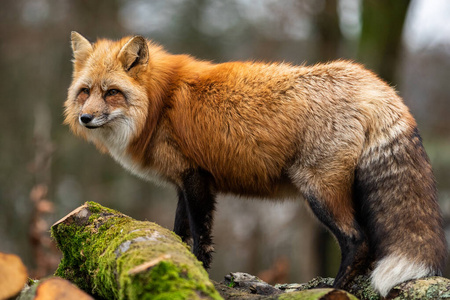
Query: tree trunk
[[315, 0, 342, 61], [358, 0, 411, 84], [51, 202, 222, 300]]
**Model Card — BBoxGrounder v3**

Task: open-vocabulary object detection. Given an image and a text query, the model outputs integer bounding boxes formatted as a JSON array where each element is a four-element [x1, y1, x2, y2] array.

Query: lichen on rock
[[387, 276, 450, 300]]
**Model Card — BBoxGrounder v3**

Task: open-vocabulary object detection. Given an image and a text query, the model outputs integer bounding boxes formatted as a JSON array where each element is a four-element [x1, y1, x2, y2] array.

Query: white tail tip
[[371, 255, 433, 297]]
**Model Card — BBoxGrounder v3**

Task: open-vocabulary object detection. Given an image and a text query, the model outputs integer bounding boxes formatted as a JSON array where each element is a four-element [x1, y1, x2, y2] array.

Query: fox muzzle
[[80, 113, 94, 124]]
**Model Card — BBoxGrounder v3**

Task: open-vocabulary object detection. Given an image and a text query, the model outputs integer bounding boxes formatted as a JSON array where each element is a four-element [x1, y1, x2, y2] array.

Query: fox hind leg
[[306, 191, 370, 289], [290, 155, 371, 290], [306, 191, 371, 289]]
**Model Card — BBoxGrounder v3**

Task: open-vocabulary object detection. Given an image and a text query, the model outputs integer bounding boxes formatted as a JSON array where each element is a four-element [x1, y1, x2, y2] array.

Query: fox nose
[[80, 113, 94, 124]]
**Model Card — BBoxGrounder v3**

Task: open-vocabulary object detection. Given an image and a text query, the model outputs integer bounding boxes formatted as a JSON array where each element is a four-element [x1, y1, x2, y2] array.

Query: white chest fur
[[88, 122, 166, 186]]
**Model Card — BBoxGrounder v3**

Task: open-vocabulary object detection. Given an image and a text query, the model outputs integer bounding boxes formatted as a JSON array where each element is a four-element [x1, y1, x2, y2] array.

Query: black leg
[[174, 189, 191, 244], [306, 194, 369, 289], [333, 233, 370, 289], [180, 168, 216, 269]]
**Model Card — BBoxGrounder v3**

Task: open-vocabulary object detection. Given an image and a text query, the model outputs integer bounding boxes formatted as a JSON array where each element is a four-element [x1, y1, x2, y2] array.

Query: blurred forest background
[[1, 0, 450, 284]]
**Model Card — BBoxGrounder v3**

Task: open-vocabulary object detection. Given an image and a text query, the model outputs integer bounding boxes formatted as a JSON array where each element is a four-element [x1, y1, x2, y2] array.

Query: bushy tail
[[355, 125, 447, 297]]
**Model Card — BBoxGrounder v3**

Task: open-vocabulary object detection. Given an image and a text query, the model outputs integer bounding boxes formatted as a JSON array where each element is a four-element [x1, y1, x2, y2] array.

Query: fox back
[[65, 32, 447, 297]]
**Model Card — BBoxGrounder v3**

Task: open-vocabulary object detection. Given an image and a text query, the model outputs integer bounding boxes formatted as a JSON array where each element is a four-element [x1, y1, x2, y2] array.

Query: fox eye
[[105, 89, 120, 97], [80, 87, 90, 95]]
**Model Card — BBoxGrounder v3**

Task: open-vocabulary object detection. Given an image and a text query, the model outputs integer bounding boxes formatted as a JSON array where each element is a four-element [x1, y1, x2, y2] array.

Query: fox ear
[[71, 31, 93, 62], [118, 36, 149, 71]]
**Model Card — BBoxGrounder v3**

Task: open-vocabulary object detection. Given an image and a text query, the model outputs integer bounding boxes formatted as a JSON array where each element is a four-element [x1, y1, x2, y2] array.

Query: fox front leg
[[178, 168, 217, 269], [174, 190, 192, 244]]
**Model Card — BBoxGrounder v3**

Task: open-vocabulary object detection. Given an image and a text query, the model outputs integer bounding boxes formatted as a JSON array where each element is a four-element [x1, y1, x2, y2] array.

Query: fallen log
[[51, 202, 222, 300], [0, 252, 28, 300]]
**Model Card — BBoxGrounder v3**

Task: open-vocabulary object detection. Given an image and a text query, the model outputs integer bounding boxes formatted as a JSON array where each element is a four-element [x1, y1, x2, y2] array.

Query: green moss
[[278, 289, 358, 300], [227, 277, 235, 288], [85, 201, 103, 213], [52, 202, 222, 300], [124, 261, 205, 300], [278, 289, 327, 300], [52, 222, 94, 291]]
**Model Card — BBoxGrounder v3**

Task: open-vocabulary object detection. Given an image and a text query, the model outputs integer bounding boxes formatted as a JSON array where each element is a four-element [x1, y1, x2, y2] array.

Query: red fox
[[65, 32, 447, 296]]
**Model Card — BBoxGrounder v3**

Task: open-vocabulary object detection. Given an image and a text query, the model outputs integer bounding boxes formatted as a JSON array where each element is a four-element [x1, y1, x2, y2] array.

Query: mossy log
[[51, 202, 222, 300]]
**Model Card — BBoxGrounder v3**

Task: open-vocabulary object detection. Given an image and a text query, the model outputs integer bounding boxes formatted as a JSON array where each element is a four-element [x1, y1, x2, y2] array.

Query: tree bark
[[51, 202, 222, 300]]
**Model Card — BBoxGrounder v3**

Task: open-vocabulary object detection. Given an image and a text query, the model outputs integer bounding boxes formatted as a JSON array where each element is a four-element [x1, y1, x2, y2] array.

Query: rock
[[223, 272, 282, 296], [216, 273, 357, 300], [387, 276, 450, 300]]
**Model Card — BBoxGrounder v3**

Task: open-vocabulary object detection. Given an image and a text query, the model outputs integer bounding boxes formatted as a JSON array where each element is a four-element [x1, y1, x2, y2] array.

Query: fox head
[[64, 32, 152, 152]]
